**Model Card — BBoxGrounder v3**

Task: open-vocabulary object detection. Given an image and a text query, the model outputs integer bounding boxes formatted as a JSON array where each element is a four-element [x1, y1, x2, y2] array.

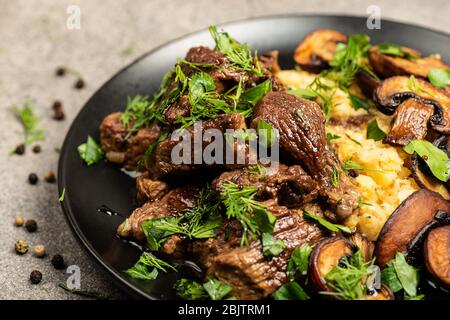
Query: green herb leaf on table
[[174, 279, 208, 300], [13, 101, 45, 145], [287, 244, 313, 278], [262, 233, 286, 257], [427, 68, 450, 88], [59, 188, 66, 202], [272, 282, 310, 300], [404, 139, 450, 182], [366, 119, 387, 141], [303, 210, 353, 234], [203, 278, 234, 300], [381, 252, 420, 298], [77, 136, 103, 166], [377, 43, 418, 60]]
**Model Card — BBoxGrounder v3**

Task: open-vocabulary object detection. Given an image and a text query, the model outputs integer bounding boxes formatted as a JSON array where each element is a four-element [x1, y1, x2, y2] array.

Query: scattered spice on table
[[13, 144, 25, 155], [30, 270, 42, 284], [52, 101, 65, 120], [15, 240, 29, 254], [51, 254, 65, 269], [74, 78, 85, 89], [34, 244, 46, 258], [28, 173, 38, 185], [32, 145, 41, 153], [44, 171, 56, 183], [25, 219, 37, 233], [15, 215, 25, 227], [55, 66, 66, 77]]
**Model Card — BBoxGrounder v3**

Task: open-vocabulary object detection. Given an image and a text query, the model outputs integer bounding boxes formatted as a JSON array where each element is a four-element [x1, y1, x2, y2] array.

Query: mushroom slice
[[368, 45, 450, 78], [384, 99, 434, 146], [294, 29, 347, 73], [347, 233, 374, 262], [374, 76, 450, 133], [309, 237, 356, 294], [375, 189, 450, 268], [408, 154, 450, 200], [424, 225, 450, 286], [356, 70, 381, 98]]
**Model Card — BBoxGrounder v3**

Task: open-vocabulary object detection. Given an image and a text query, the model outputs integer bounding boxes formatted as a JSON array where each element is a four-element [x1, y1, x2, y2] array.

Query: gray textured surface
[[1, 0, 449, 300]]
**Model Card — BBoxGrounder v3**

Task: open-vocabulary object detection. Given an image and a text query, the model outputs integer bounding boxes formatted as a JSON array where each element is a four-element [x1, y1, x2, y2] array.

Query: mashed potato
[[277, 70, 418, 241]]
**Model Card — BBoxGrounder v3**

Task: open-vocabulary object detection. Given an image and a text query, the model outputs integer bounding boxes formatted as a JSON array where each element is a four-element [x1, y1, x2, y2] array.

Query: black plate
[[58, 15, 450, 300]]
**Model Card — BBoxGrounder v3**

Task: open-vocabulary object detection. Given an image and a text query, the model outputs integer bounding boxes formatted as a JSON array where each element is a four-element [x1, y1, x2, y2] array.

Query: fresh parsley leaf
[[203, 278, 233, 300], [381, 252, 420, 298], [77, 136, 103, 166], [125, 261, 159, 280], [120, 95, 153, 137], [404, 139, 450, 182], [366, 119, 387, 141], [303, 210, 353, 234], [13, 101, 45, 145], [289, 88, 318, 100], [188, 72, 216, 105], [257, 119, 276, 147], [326, 132, 341, 142], [125, 252, 175, 281], [377, 43, 418, 60], [331, 165, 340, 188], [239, 80, 272, 106], [189, 214, 223, 239], [272, 282, 310, 300], [348, 93, 371, 111], [428, 68, 450, 88], [174, 279, 208, 300], [262, 233, 286, 257], [287, 244, 312, 278], [253, 208, 276, 234], [59, 188, 66, 202]]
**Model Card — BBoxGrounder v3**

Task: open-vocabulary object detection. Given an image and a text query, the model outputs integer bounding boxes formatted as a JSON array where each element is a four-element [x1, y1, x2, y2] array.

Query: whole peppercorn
[[32, 145, 42, 153], [28, 173, 38, 185], [30, 270, 42, 284], [34, 244, 46, 258], [15, 240, 29, 254], [51, 254, 65, 269], [53, 109, 65, 121], [74, 78, 85, 89], [25, 219, 37, 233], [56, 67, 66, 77], [14, 144, 25, 155], [52, 100, 62, 110], [15, 215, 25, 227], [44, 171, 56, 183]]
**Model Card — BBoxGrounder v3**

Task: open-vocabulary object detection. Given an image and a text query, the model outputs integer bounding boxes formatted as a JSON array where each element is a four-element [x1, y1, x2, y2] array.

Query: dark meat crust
[[251, 92, 360, 220], [136, 172, 170, 204], [99, 112, 162, 170]]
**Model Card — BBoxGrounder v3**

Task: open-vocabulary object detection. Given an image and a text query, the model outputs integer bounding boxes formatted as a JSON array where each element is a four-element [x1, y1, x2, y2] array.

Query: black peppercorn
[[53, 109, 65, 121], [74, 78, 85, 89], [14, 144, 25, 155], [56, 67, 66, 77], [52, 100, 62, 110], [51, 254, 65, 269], [32, 145, 41, 153], [28, 173, 38, 185], [30, 270, 42, 284], [25, 219, 37, 232]]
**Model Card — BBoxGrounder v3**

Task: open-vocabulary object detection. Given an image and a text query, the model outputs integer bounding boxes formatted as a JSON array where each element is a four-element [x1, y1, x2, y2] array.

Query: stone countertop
[[1, 0, 448, 300]]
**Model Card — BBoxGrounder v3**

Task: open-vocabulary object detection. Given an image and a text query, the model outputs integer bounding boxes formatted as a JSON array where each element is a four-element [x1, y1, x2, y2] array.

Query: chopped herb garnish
[[120, 96, 154, 138], [348, 93, 371, 111], [358, 198, 373, 207], [125, 252, 176, 280], [77, 136, 103, 166], [326, 132, 341, 142], [377, 43, 418, 60], [407, 75, 423, 93], [307, 77, 335, 121], [203, 278, 233, 300], [345, 133, 362, 146], [342, 160, 381, 172], [303, 210, 353, 234], [246, 163, 267, 176], [137, 131, 169, 170], [13, 101, 45, 145], [331, 165, 340, 188], [261, 233, 286, 257], [289, 88, 318, 100], [59, 188, 66, 202], [404, 139, 450, 182], [272, 282, 310, 300], [366, 119, 387, 141], [295, 109, 311, 129], [257, 119, 276, 147], [287, 244, 312, 278], [381, 252, 420, 298], [174, 279, 208, 300], [239, 79, 272, 106], [427, 68, 450, 88]]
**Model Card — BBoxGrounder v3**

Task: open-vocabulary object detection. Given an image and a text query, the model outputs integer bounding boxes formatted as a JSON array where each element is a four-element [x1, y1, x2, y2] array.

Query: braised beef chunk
[[117, 186, 200, 241], [202, 205, 325, 299], [384, 99, 434, 146], [251, 92, 360, 220], [163, 95, 191, 125], [99, 112, 162, 170], [149, 113, 250, 179], [212, 164, 318, 206], [136, 172, 170, 204]]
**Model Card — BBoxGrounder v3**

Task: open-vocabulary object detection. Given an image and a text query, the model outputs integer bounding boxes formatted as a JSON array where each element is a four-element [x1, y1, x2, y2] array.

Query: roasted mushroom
[[356, 71, 381, 98], [374, 76, 450, 133], [347, 233, 375, 262], [407, 154, 450, 200], [369, 45, 450, 79], [384, 99, 434, 146], [424, 225, 450, 287], [375, 189, 450, 268], [294, 29, 347, 73]]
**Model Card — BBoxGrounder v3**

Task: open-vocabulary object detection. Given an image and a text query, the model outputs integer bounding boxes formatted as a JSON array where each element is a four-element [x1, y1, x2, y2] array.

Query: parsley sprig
[[125, 252, 176, 280], [13, 101, 45, 145]]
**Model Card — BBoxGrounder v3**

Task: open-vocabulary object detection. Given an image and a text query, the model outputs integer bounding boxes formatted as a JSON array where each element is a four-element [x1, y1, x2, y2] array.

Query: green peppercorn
[[15, 240, 29, 254], [30, 270, 42, 284]]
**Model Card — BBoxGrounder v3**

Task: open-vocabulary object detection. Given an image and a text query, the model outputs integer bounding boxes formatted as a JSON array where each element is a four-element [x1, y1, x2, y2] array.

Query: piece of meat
[[384, 99, 434, 146], [199, 204, 326, 299], [136, 172, 170, 204], [251, 92, 360, 221], [99, 112, 162, 170], [149, 113, 253, 179], [211, 164, 318, 206], [117, 186, 200, 241]]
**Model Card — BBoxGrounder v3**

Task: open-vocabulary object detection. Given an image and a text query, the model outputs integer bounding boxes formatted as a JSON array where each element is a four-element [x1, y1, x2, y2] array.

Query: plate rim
[[57, 13, 450, 300]]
